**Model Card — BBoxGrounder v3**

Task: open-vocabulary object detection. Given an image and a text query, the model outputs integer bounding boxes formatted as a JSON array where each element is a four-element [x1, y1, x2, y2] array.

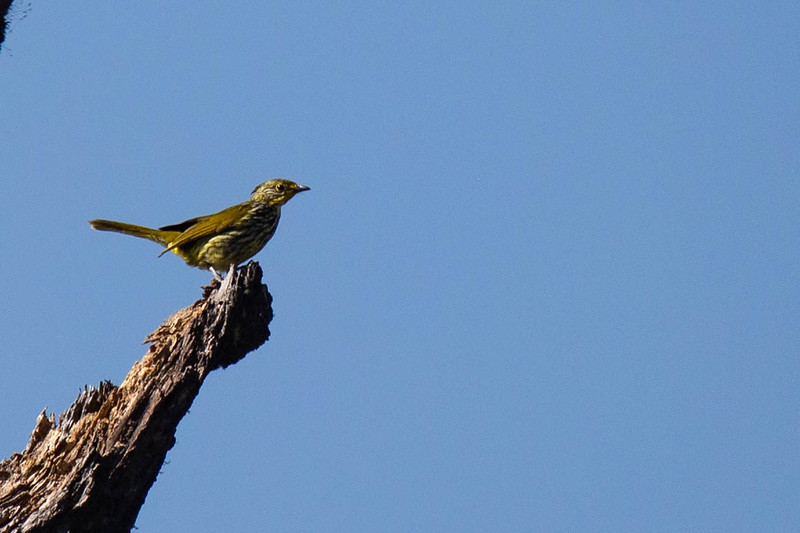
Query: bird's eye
[[275, 183, 285, 192]]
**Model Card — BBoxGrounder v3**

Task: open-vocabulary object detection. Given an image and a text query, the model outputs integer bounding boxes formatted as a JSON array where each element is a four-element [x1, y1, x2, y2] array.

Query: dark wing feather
[[159, 217, 202, 233], [158, 202, 250, 257]]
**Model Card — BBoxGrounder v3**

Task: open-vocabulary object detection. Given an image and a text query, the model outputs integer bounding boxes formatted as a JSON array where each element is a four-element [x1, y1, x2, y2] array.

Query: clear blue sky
[[1, 2, 798, 531]]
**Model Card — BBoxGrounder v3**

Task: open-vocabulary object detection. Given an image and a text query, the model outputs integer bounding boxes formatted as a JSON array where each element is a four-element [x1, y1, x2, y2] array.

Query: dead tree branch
[[0, 261, 273, 533]]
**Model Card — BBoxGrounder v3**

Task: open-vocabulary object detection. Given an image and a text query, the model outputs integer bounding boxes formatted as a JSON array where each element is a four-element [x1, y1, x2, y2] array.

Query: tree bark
[[0, 261, 273, 533]]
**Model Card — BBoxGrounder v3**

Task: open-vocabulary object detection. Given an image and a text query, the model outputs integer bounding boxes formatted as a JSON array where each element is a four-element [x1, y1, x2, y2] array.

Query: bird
[[89, 178, 310, 278]]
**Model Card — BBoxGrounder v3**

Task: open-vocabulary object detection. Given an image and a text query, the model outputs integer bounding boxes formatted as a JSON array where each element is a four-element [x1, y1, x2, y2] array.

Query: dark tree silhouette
[[0, 0, 15, 51]]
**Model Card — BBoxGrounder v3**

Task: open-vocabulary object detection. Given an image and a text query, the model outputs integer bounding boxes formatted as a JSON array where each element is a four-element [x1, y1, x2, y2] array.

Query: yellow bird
[[90, 179, 309, 278]]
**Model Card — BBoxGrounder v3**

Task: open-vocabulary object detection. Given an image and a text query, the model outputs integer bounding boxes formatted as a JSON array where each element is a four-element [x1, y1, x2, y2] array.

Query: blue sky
[[1, 2, 798, 531]]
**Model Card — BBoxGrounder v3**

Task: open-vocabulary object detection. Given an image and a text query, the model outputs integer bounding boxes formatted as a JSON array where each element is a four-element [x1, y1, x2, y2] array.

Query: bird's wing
[[158, 202, 249, 257]]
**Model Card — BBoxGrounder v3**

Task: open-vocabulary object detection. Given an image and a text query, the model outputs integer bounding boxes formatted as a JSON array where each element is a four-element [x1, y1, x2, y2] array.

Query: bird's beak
[[295, 184, 310, 192]]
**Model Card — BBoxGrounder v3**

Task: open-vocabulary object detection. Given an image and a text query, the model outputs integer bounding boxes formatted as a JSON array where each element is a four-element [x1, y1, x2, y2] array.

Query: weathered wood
[[0, 261, 273, 533]]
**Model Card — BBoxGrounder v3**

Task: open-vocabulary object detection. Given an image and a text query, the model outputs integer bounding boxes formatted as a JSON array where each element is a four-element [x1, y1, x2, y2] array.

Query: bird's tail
[[89, 219, 174, 247]]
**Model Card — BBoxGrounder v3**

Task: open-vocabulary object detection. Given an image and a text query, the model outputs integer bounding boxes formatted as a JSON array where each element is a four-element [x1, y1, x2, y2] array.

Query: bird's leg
[[210, 267, 223, 281], [214, 264, 238, 295]]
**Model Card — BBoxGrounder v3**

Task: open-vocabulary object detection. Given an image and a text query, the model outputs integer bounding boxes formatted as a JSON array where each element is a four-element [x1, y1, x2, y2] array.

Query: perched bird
[[90, 179, 309, 278]]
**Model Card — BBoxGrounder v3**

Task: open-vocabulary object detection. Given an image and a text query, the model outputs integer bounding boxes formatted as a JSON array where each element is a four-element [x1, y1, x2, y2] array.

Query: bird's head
[[251, 179, 310, 206]]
